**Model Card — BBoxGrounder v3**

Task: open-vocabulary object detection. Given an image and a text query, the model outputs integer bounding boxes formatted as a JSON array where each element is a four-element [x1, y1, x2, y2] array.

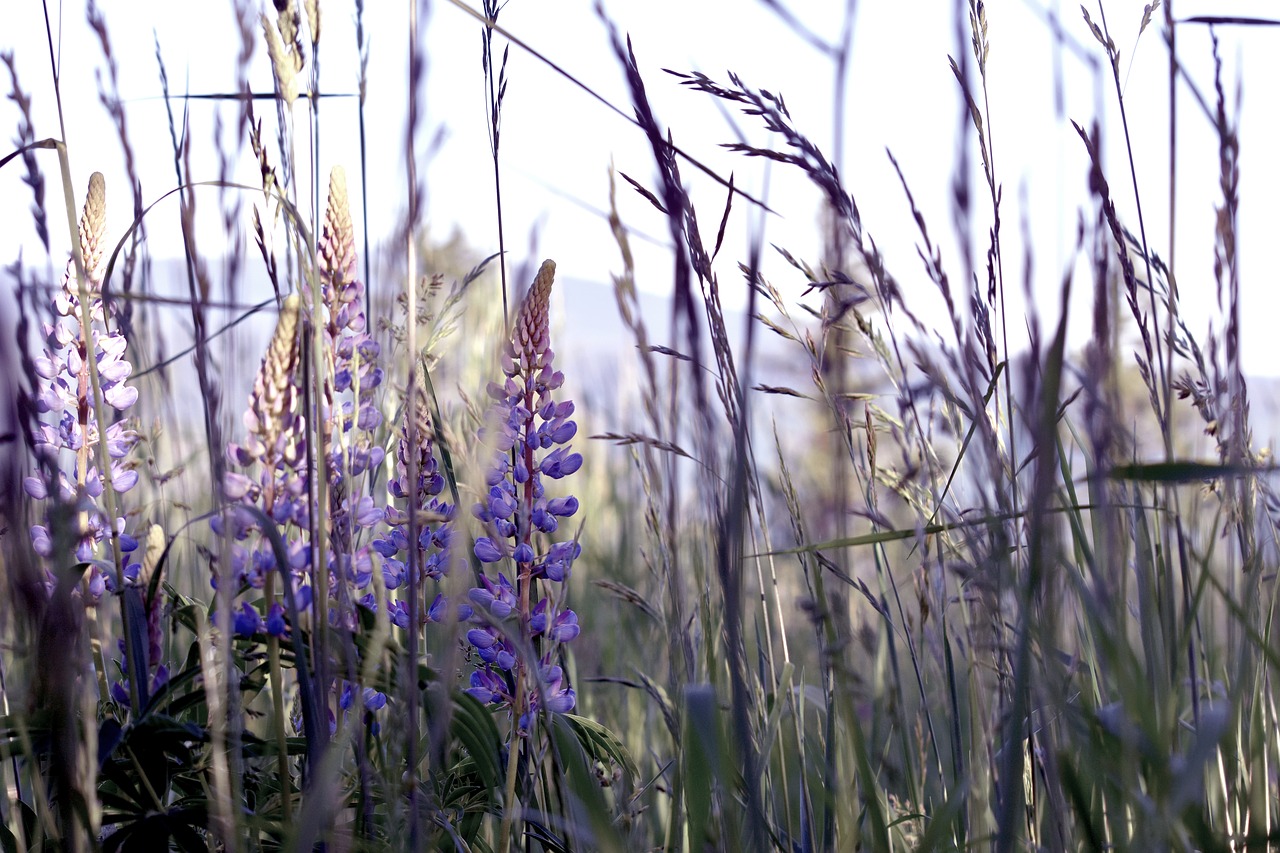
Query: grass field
[[3, 1, 1279, 851]]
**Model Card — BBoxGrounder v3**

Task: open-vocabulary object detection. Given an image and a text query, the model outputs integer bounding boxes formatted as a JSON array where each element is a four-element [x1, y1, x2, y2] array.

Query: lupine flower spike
[[25, 172, 141, 600], [371, 384, 454, 630], [466, 259, 582, 731], [318, 166, 385, 618], [219, 293, 309, 630]]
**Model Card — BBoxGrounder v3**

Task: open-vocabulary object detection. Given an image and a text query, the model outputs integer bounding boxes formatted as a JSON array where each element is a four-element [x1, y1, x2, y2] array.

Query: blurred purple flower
[[25, 173, 140, 602]]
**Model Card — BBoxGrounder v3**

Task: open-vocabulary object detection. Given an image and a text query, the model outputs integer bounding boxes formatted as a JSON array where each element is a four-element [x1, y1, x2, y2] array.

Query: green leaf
[[562, 713, 639, 781], [549, 713, 628, 853], [682, 685, 721, 849], [450, 691, 505, 799], [1107, 460, 1271, 483]]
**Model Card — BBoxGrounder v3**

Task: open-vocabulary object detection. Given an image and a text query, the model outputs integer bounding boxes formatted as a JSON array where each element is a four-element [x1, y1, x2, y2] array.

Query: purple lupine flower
[[109, 665, 168, 711], [266, 602, 288, 636], [518, 659, 577, 731], [217, 294, 310, 599], [338, 680, 387, 712], [463, 260, 583, 732], [317, 168, 386, 556], [371, 381, 454, 628], [233, 602, 266, 637], [25, 173, 140, 602]]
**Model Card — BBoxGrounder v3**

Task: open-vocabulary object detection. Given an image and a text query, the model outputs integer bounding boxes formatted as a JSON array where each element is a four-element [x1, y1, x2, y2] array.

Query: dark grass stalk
[[481, 0, 511, 324], [602, 168, 694, 847], [714, 181, 771, 853], [1094, 3, 1168, 444], [478, 18, 522, 837], [402, 0, 427, 845], [956, 2, 1019, 532], [2, 52, 49, 252], [600, 24, 711, 850], [356, 0, 373, 323], [1161, 0, 1206, 736], [85, 0, 145, 342], [154, 40, 244, 846], [995, 278, 1072, 853], [1164, 1, 1179, 444]]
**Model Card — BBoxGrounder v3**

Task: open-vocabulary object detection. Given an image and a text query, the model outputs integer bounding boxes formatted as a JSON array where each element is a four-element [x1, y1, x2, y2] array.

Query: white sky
[[4, 0, 1280, 378]]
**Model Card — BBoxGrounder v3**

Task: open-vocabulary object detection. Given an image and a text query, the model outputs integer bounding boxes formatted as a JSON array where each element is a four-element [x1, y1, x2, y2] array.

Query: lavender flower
[[464, 260, 582, 728], [24, 172, 140, 600]]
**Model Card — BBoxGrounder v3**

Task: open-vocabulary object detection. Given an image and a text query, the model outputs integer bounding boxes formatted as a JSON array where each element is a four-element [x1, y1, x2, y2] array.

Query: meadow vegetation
[[2, 1, 1278, 851]]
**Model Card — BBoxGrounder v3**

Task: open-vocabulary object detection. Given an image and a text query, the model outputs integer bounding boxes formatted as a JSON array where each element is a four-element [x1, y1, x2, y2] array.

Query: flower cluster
[[23, 172, 140, 600], [316, 167, 386, 614], [218, 292, 313, 610], [463, 260, 582, 729], [369, 385, 455, 629]]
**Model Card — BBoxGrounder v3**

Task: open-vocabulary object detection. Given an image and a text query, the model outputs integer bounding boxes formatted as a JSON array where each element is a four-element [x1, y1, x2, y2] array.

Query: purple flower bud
[[488, 486, 517, 520], [550, 610, 580, 642], [356, 404, 382, 431], [266, 603, 287, 636], [485, 460, 509, 487], [111, 468, 138, 493], [467, 670, 505, 704], [30, 525, 52, 557], [545, 687, 575, 714], [105, 383, 138, 410], [363, 688, 386, 711], [531, 507, 558, 534], [23, 477, 47, 500], [86, 568, 106, 600], [468, 628, 497, 650], [389, 600, 410, 629], [530, 599, 549, 635], [382, 558, 405, 589], [547, 419, 577, 445], [353, 495, 384, 527], [541, 560, 567, 583], [34, 355, 57, 379], [547, 496, 578, 517], [98, 358, 130, 384], [513, 543, 535, 564], [233, 602, 264, 637], [474, 537, 503, 563], [549, 541, 582, 562]]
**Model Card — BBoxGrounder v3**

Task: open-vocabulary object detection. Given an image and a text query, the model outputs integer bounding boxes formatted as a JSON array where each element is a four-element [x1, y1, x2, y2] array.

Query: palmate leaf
[[561, 712, 638, 781], [101, 801, 208, 853], [449, 690, 505, 799], [548, 713, 628, 853]]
